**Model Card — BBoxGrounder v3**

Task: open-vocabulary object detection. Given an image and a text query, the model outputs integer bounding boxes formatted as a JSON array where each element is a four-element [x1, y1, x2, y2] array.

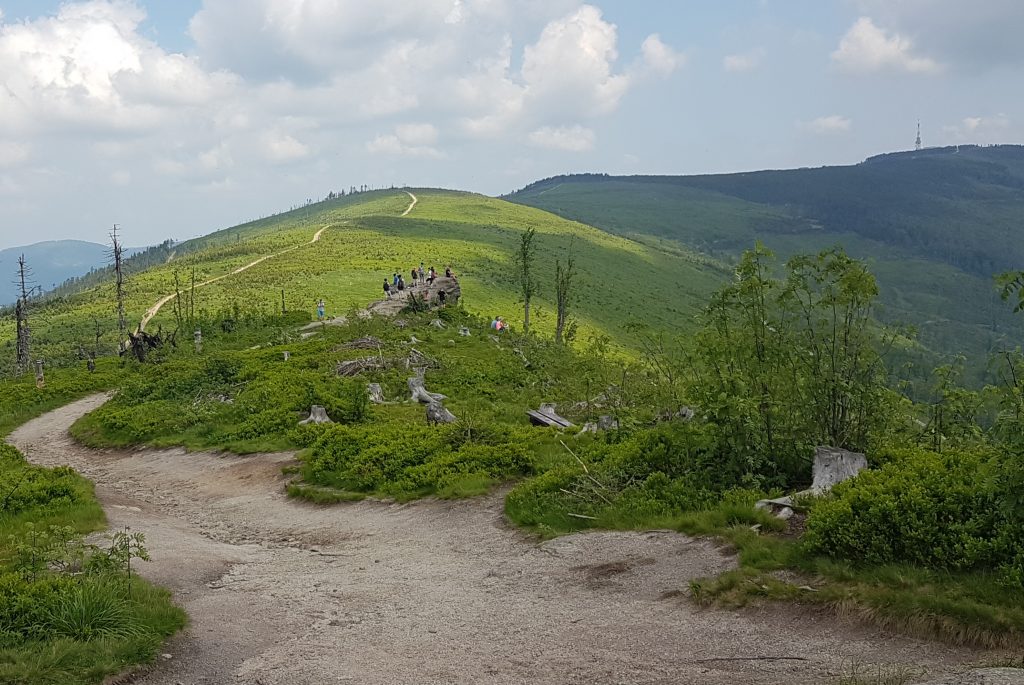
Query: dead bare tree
[[14, 255, 35, 374], [110, 224, 127, 353]]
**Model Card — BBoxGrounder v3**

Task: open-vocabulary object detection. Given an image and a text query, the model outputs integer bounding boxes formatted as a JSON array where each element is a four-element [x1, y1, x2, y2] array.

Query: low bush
[[804, 447, 1023, 581]]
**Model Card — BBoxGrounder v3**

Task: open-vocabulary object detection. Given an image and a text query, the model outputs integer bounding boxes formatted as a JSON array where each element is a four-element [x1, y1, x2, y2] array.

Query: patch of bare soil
[[9, 395, 978, 685]]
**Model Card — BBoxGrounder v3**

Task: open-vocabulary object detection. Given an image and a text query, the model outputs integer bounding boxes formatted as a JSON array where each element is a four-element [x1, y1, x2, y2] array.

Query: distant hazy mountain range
[[0, 240, 149, 305]]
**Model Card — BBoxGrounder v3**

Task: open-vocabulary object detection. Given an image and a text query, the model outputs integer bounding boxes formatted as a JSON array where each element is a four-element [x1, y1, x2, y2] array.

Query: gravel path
[[9, 396, 975, 685]]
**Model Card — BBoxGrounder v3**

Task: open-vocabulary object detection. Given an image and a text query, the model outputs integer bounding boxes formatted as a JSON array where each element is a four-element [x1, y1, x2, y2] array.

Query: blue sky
[[0, 0, 1021, 249]]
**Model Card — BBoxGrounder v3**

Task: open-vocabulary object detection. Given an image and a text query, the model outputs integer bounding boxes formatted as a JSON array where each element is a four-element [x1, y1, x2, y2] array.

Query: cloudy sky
[[0, 0, 1021, 249]]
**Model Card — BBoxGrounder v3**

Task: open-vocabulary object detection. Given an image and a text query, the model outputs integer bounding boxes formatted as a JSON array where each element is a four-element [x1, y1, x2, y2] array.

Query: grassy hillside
[[0, 190, 726, 370], [509, 145, 1024, 375]]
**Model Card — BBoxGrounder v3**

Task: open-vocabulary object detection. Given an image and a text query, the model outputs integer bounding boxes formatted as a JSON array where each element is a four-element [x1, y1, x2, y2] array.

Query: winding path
[[7, 397, 973, 685], [401, 191, 418, 217], [139, 225, 331, 332]]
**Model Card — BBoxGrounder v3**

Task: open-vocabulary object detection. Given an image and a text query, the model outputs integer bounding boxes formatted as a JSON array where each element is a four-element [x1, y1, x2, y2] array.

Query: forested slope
[[509, 145, 1024, 374]]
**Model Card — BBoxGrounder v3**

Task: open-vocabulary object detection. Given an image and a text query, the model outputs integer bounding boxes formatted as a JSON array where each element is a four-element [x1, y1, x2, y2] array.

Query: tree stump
[[367, 383, 385, 404], [408, 375, 446, 404], [426, 401, 457, 425], [299, 406, 333, 425], [811, 446, 867, 494]]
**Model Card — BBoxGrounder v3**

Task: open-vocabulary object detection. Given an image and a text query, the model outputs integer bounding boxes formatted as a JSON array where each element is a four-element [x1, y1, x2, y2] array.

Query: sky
[[0, 0, 1022, 250]]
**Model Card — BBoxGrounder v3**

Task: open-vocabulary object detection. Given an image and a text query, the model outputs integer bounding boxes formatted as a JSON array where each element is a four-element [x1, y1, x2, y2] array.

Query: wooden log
[[526, 403, 574, 428]]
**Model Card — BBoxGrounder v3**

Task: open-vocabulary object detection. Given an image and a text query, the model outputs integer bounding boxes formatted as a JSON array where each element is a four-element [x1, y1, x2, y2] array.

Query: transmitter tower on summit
[[915, 120, 922, 151]]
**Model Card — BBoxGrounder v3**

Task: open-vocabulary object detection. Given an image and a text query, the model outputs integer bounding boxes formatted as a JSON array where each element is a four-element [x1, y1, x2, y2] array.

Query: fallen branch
[[567, 513, 597, 520]]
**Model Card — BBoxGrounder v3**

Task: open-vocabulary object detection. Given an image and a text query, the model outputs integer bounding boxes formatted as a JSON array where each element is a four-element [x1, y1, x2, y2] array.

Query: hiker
[[316, 299, 325, 321], [437, 289, 447, 306], [427, 266, 436, 285], [411, 267, 418, 287], [383, 279, 392, 299], [490, 316, 506, 332], [418, 263, 425, 284], [397, 275, 405, 291], [392, 272, 399, 287], [445, 265, 452, 278]]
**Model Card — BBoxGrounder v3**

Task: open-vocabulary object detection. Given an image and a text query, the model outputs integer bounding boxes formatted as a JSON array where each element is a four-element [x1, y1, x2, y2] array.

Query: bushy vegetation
[[0, 444, 185, 684]]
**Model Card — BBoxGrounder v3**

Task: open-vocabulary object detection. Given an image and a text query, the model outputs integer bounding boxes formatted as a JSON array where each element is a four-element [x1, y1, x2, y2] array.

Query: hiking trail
[[139, 224, 332, 333], [401, 191, 418, 217], [8, 398, 974, 685]]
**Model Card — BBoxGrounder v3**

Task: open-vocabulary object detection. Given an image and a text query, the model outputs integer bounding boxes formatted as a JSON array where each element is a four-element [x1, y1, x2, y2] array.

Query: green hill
[[0, 189, 726, 370], [509, 145, 1024, 375]]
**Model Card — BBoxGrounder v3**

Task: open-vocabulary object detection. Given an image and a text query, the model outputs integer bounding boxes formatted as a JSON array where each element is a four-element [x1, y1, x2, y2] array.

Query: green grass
[[0, 396, 186, 684], [0, 188, 728, 375]]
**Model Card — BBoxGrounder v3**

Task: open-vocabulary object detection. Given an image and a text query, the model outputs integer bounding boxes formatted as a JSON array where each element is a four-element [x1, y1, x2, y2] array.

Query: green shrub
[[804, 448, 1018, 574]]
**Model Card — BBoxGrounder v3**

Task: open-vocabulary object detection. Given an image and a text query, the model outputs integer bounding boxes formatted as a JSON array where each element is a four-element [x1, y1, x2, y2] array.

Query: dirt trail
[[401, 191, 417, 217], [9, 397, 973, 684], [139, 224, 331, 332]]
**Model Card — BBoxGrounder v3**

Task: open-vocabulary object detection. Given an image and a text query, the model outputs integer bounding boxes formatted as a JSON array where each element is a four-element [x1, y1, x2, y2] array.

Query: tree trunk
[[408, 375, 446, 404]]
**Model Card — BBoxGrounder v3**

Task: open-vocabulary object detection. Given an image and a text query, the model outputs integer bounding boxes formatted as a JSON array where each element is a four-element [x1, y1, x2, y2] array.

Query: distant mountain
[[509, 144, 1024, 382], [0, 240, 111, 305]]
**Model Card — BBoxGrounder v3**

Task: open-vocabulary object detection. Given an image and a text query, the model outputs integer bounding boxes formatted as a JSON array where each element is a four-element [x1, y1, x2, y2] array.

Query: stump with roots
[[426, 401, 457, 425], [408, 375, 446, 404], [299, 405, 333, 425], [526, 403, 574, 428], [367, 383, 385, 404]]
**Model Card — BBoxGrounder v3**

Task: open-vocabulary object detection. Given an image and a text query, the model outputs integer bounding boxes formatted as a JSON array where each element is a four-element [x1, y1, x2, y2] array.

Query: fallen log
[[342, 336, 383, 350], [527, 403, 574, 428]]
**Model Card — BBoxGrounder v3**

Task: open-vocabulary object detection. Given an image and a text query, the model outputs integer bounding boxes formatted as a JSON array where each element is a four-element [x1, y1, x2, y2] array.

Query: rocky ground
[[10, 395, 980, 685]]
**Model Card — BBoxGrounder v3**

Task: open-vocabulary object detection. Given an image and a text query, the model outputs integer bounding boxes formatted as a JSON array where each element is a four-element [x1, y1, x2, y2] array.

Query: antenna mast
[[915, 120, 922, 151]]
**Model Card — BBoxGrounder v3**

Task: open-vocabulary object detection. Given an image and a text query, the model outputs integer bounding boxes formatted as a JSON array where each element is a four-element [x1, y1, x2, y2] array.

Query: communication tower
[[915, 120, 922, 151]]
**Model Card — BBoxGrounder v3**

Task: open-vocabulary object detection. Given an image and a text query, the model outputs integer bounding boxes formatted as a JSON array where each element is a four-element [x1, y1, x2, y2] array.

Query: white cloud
[[367, 124, 443, 158], [801, 115, 852, 134], [0, 141, 30, 167], [942, 114, 1012, 142], [262, 130, 311, 163], [528, 125, 595, 152], [832, 17, 940, 74], [641, 34, 684, 76], [723, 51, 761, 72], [0, 1, 236, 134]]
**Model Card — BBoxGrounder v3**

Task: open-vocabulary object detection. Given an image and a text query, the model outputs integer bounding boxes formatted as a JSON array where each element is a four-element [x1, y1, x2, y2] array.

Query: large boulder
[[811, 446, 868, 495]]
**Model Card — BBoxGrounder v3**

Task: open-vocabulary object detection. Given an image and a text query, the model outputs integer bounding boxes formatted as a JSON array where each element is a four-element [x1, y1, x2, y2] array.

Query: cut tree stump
[[299, 405, 333, 425], [811, 446, 867, 495], [426, 401, 457, 425], [409, 375, 446, 404], [527, 403, 574, 428], [367, 383, 385, 404]]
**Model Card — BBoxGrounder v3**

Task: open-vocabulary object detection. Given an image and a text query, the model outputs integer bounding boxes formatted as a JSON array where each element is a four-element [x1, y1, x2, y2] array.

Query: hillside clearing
[[8, 396, 974, 685]]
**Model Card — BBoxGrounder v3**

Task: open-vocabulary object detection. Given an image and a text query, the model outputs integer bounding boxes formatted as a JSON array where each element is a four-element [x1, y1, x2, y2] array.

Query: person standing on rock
[[316, 299, 325, 321], [418, 263, 425, 285], [411, 267, 419, 288], [397, 275, 405, 291], [445, 265, 452, 278], [383, 279, 392, 299]]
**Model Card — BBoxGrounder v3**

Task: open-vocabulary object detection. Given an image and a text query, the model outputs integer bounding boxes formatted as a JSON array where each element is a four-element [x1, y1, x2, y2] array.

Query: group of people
[[382, 262, 457, 302]]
